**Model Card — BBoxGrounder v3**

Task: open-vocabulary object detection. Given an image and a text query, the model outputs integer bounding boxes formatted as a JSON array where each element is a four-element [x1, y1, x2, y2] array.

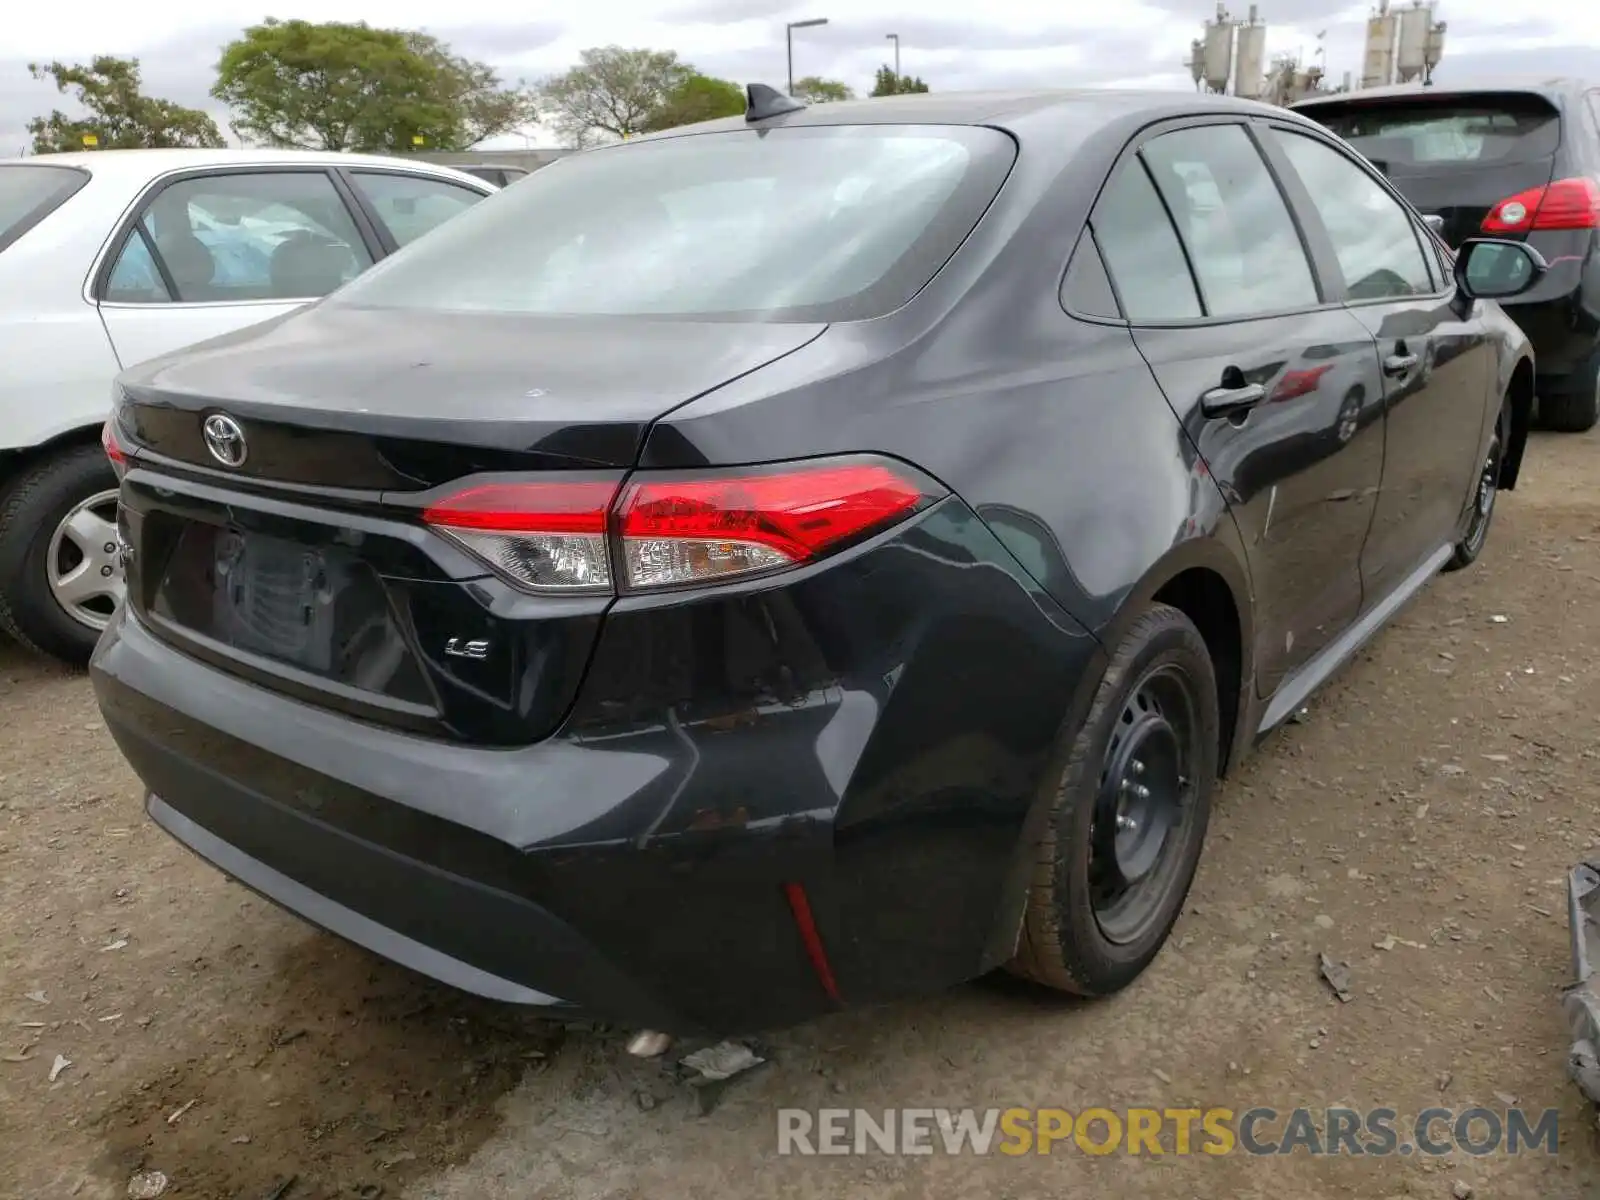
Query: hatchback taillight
[[421, 456, 944, 594], [1481, 177, 1600, 233]]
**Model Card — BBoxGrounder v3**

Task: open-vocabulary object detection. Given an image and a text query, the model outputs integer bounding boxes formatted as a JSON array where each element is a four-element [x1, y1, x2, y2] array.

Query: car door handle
[[1382, 352, 1418, 376], [1200, 382, 1267, 418]]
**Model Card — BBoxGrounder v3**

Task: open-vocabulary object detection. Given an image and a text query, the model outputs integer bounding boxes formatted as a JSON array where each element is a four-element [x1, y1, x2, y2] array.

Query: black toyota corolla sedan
[[92, 85, 1542, 1036]]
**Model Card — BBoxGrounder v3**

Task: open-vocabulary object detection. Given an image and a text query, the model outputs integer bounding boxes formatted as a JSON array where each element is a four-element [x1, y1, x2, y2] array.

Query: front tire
[[1444, 396, 1508, 572], [0, 445, 123, 666], [1008, 603, 1219, 996]]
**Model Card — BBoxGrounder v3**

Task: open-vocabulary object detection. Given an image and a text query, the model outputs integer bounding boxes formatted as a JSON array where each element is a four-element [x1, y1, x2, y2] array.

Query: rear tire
[[1444, 396, 1508, 572], [1008, 603, 1219, 996], [0, 446, 122, 666], [1539, 352, 1600, 433]]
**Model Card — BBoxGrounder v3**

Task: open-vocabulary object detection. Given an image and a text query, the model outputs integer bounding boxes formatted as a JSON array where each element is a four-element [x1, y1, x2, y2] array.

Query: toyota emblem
[[202, 414, 248, 468]]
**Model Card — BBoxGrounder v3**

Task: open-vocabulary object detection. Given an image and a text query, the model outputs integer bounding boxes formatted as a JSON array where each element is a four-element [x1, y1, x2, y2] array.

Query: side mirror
[[1453, 237, 1547, 301], [1423, 214, 1446, 236]]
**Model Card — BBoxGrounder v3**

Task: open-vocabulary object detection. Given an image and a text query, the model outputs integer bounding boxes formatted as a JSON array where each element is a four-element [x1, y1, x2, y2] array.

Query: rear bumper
[[92, 498, 1100, 1034], [148, 795, 569, 1008]]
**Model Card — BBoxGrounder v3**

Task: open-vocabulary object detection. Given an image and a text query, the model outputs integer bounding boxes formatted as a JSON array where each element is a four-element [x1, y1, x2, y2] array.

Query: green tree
[[401, 33, 539, 151], [642, 73, 744, 132], [27, 57, 224, 153], [869, 66, 931, 97], [793, 76, 854, 103], [213, 19, 535, 153], [540, 46, 693, 146]]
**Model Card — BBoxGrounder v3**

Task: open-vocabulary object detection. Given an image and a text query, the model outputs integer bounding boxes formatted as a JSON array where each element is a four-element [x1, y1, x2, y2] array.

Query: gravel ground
[[5, 429, 1600, 1200]]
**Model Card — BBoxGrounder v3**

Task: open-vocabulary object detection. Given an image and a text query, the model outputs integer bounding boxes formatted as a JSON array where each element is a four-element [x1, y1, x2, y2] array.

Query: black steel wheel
[[1009, 602, 1219, 997], [1089, 663, 1202, 945], [1445, 398, 1507, 572]]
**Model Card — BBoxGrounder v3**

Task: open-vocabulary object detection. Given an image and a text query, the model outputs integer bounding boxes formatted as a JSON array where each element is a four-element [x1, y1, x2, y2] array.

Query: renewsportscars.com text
[[776, 1106, 1560, 1157]]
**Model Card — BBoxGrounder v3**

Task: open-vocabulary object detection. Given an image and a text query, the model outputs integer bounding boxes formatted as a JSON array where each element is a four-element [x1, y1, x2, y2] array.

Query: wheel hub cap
[[1099, 716, 1180, 887], [46, 489, 125, 632]]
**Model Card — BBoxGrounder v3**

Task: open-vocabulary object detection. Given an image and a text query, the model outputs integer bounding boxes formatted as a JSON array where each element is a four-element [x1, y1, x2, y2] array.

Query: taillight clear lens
[[422, 479, 616, 593], [1482, 177, 1600, 233], [418, 458, 942, 595]]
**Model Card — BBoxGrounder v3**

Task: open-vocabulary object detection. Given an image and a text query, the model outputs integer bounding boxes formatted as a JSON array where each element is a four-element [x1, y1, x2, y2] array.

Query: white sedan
[[0, 149, 496, 664]]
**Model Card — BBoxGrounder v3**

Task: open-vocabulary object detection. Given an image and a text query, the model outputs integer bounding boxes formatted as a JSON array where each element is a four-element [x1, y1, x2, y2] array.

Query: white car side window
[[103, 171, 374, 305]]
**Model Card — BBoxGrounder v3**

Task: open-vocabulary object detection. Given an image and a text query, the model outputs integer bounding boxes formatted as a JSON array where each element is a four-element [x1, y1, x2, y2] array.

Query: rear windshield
[[328, 125, 1017, 322], [0, 165, 89, 253], [1300, 94, 1562, 171]]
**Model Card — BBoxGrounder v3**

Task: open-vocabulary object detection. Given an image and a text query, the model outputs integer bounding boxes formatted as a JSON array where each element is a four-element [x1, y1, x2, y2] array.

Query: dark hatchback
[[92, 88, 1542, 1036], [1294, 79, 1600, 431]]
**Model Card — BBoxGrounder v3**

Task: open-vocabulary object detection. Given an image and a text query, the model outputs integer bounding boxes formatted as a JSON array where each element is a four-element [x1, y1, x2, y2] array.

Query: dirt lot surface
[[6, 430, 1600, 1199]]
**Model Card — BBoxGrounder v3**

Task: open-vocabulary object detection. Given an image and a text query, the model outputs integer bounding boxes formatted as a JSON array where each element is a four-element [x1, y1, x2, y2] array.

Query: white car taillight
[[102, 417, 130, 481]]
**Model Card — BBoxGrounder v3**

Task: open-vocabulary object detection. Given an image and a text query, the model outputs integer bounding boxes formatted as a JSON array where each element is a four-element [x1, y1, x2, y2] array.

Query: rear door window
[[103, 170, 374, 304], [1269, 129, 1435, 301], [1091, 159, 1202, 321], [0, 165, 89, 254], [1139, 123, 1321, 318]]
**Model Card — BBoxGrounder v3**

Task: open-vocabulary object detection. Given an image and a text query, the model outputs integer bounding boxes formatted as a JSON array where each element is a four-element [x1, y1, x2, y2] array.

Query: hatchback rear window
[[0, 165, 90, 253], [1299, 94, 1561, 170], [329, 125, 1017, 322]]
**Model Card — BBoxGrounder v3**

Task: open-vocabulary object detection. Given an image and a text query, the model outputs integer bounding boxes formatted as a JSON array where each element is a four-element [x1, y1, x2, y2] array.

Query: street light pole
[[786, 17, 828, 95], [886, 33, 900, 78]]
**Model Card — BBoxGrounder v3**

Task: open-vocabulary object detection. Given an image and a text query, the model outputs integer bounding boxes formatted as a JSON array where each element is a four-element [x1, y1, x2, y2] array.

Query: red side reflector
[[1482, 177, 1600, 233], [783, 881, 842, 1003]]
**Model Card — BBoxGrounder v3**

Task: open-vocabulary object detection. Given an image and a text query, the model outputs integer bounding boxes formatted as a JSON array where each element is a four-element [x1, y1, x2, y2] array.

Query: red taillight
[[617, 462, 929, 590], [423, 479, 617, 593], [420, 457, 940, 595], [1482, 177, 1600, 233], [102, 418, 129, 478]]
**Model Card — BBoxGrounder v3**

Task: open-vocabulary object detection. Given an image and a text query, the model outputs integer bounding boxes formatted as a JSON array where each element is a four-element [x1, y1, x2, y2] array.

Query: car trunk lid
[[110, 305, 825, 746]]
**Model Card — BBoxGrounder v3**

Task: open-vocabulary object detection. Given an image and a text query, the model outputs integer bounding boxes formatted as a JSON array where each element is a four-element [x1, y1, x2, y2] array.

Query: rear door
[[1092, 118, 1387, 697], [1295, 91, 1563, 247], [1264, 122, 1495, 598]]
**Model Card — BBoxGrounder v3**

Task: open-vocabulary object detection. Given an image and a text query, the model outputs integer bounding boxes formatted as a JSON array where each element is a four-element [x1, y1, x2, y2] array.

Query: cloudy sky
[[4, 0, 1600, 155]]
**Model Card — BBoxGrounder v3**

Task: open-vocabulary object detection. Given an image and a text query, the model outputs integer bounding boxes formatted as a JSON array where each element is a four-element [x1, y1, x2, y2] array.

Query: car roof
[[631, 87, 1302, 142], [1293, 77, 1592, 108], [3, 147, 490, 185]]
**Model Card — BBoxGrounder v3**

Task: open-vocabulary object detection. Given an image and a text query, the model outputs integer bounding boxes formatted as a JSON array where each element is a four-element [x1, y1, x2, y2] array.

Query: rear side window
[[348, 171, 486, 248], [0, 165, 89, 254], [1140, 124, 1320, 318], [1061, 229, 1120, 319], [328, 125, 1017, 323], [1092, 162, 1201, 321], [1300, 94, 1561, 169]]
